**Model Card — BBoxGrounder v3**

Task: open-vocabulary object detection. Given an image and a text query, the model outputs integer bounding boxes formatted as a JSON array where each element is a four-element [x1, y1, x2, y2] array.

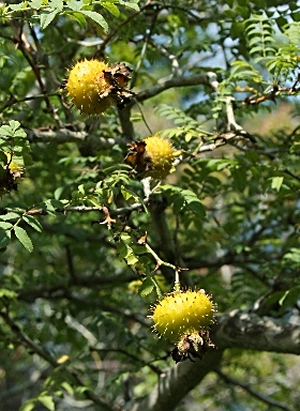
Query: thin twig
[[0, 310, 134, 411], [90, 347, 162, 375], [99, 1, 153, 54], [0, 310, 58, 366], [18, 273, 138, 301], [215, 368, 293, 411], [130, 6, 159, 89], [225, 96, 243, 131], [147, 38, 182, 77], [134, 99, 153, 134]]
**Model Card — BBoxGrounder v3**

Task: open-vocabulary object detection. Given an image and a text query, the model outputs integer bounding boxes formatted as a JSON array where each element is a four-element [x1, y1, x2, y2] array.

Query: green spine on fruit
[[66, 59, 111, 115], [151, 289, 214, 342]]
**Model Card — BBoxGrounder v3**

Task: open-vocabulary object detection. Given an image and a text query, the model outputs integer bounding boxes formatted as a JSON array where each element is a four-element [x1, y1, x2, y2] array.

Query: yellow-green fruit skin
[[152, 290, 214, 342], [66, 59, 111, 115], [144, 135, 174, 179]]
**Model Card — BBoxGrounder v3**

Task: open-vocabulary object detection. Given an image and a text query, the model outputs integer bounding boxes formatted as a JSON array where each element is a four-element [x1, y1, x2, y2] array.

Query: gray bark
[[132, 310, 300, 411], [212, 310, 300, 354], [132, 349, 224, 411]]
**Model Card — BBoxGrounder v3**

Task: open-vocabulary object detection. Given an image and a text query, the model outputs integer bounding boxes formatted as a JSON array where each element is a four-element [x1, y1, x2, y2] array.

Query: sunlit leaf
[[14, 226, 33, 252]]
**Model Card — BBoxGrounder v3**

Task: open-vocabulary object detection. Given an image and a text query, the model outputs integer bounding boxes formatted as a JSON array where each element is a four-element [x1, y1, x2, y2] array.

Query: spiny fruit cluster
[[125, 134, 179, 179], [151, 288, 214, 341], [0, 153, 23, 195], [66, 59, 132, 115], [150, 288, 216, 362]]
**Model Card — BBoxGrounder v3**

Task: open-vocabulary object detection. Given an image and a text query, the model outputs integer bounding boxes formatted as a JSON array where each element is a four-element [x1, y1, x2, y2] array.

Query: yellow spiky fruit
[[66, 59, 111, 115], [151, 289, 214, 342], [0, 152, 24, 195], [144, 135, 175, 179]]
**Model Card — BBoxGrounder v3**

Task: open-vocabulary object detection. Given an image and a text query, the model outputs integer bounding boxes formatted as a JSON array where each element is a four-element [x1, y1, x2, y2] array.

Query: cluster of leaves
[[214, 11, 300, 119], [7, 0, 139, 31]]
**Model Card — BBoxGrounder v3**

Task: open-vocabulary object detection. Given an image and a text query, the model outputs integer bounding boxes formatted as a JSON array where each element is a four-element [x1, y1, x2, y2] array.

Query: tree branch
[[118, 106, 135, 140], [212, 310, 300, 354], [148, 197, 192, 286], [131, 310, 300, 411], [26, 127, 122, 146], [18, 273, 137, 301], [135, 72, 218, 102], [131, 349, 224, 411]]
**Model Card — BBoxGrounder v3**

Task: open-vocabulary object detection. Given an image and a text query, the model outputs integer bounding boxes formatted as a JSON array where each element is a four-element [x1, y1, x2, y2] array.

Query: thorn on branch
[[225, 96, 243, 131], [137, 231, 148, 245], [99, 206, 116, 228], [243, 73, 300, 106]]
